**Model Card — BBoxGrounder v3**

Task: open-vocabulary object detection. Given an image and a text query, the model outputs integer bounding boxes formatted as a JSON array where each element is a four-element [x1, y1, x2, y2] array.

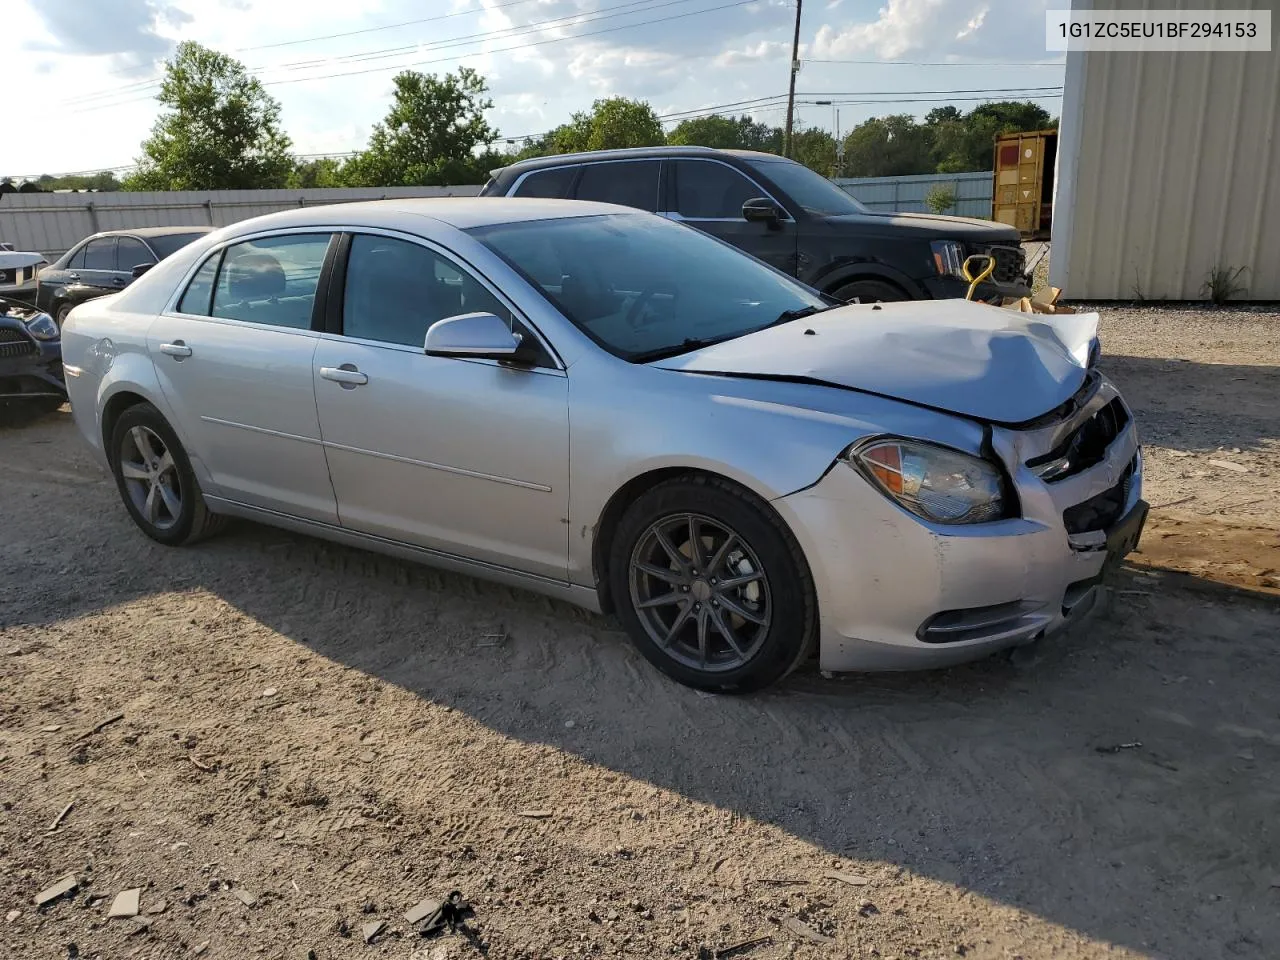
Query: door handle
[[67, 273, 80, 282], [319, 365, 368, 386], [159, 341, 192, 359], [111, 277, 127, 286]]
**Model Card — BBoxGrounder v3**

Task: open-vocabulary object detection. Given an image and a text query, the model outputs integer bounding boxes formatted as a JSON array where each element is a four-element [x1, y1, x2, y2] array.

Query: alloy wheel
[[118, 425, 184, 531], [627, 513, 772, 673]]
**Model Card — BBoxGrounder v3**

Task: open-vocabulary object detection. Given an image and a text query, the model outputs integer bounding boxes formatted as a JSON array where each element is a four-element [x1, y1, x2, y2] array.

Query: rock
[[564, 719, 576, 729], [232, 888, 257, 908], [262, 688, 278, 697], [858, 900, 879, 916], [358, 751, 375, 763], [108, 888, 141, 919], [192, 942, 210, 955], [128, 916, 152, 935], [517, 809, 552, 819], [34, 874, 79, 908], [5, 909, 20, 923], [361, 919, 386, 944], [149, 899, 168, 915], [41, 725, 62, 732]]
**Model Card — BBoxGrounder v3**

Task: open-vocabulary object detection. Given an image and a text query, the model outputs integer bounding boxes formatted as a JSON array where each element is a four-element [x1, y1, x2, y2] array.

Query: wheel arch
[[815, 261, 919, 299], [590, 465, 797, 615]]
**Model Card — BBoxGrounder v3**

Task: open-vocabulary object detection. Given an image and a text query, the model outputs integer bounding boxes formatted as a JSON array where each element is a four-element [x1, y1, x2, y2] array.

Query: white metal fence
[[0, 186, 483, 260], [835, 172, 993, 218]]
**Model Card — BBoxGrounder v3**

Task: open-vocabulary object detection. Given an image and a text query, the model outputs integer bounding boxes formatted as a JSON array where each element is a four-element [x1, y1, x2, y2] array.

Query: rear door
[[78, 236, 125, 298], [571, 159, 661, 212], [147, 230, 340, 523], [115, 235, 157, 285], [663, 158, 799, 276]]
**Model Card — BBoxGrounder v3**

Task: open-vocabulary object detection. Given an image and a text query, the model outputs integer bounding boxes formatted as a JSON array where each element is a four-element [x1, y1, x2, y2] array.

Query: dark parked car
[[0, 295, 64, 418], [481, 146, 1030, 304], [37, 227, 213, 324]]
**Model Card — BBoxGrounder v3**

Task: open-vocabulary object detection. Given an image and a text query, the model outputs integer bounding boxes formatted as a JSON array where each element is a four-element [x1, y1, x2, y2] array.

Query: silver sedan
[[61, 199, 1145, 691]]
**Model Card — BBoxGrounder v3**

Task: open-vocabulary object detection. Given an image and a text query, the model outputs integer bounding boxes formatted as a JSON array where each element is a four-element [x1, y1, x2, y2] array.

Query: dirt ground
[[2, 305, 1278, 960]]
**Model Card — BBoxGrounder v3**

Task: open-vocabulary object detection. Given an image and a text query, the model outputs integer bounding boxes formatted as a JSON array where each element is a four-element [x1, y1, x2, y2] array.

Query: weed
[[1201, 264, 1249, 305]]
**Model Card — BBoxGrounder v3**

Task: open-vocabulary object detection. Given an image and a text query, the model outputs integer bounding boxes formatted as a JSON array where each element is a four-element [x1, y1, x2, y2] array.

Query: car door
[[662, 158, 799, 276], [312, 231, 570, 581], [571, 159, 661, 213], [78, 236, 126, 300], [115, 235, 157, 286], [147, 230, 340, 523]]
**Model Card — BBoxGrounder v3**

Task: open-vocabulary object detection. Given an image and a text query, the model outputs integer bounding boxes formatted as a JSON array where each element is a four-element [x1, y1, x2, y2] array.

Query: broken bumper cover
[[773, 409, 1143, 672]]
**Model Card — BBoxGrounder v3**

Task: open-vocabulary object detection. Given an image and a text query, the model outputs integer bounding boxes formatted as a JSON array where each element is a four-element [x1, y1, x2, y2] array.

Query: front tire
[[56, 303, 74, 327], [608, 476, 816, 692], [830, 279, 908, 304], [108, 403, 226, 546]]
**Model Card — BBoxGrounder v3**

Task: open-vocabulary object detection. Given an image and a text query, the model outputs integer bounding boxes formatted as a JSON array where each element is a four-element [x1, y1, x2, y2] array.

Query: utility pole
[[783, 0, 803, 158]]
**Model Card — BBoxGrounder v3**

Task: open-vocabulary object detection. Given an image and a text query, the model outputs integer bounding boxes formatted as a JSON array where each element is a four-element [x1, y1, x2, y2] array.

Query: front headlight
[[930, 240, 965, 279], [848, 438, 1009, 524], [24, 312, 60, 341]]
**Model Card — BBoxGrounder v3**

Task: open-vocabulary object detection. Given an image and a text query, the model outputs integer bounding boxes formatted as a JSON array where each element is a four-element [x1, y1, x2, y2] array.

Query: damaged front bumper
[[773, 375, 1143, 672]]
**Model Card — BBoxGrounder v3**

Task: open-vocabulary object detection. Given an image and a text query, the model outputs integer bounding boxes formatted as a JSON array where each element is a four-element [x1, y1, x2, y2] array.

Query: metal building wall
[[0, 185, 483, 260], [1052, 0, 1279, 300], [836, 172, 993, 217]]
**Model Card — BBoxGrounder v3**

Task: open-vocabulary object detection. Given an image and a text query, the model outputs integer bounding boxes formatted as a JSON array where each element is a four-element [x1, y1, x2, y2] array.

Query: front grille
[[1028, 398, 1129, 482], [0, 328, 37, 358], [0, 269, 13, 284], [1062, 456, 1138, 535], [971, 243, 1026, 285]]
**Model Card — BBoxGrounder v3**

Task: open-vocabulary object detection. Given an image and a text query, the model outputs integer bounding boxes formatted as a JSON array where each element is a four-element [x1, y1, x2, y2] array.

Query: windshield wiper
[[762, 303, 836, 329], [628, 337, 734, 364]]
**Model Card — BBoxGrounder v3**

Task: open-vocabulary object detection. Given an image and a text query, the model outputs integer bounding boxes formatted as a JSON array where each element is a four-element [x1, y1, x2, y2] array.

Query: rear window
[[148, 232, 207, 260], [573, 161, 660, 212], [512, 167, 576, 199]]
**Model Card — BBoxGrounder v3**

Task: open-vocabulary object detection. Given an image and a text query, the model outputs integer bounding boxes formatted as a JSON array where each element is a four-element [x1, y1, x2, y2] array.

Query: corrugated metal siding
[[1052, 0, 1279, 300], [0, 186, 483, 259], [836, 172, 993, 217]]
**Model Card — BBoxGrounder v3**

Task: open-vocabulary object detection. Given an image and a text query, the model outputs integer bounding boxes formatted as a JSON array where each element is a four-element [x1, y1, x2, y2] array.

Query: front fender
[[809, 259, 924, 298]]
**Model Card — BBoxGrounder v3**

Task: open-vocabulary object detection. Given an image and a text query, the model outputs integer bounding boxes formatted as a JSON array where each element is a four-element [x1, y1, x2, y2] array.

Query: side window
[[210, 234, 331, 329], [67, 243, 88, 270], [512, 167, 575, 199], [116, 236, 155, 271], [343, 234, 512, 348], [177, 253, 221, 316], [573, 161, 659, 212], [83, 238, 116, 271], [672, 160, 761, 219]]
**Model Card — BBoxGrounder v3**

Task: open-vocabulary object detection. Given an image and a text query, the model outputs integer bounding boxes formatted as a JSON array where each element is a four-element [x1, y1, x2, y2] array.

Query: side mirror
[[425, 312, 522, 361], [130, 263, 153, 279], [742, 197, 782, 228]]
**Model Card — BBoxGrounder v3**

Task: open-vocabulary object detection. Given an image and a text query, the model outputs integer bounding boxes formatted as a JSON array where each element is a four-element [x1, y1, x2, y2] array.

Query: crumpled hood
[[656, 298, 1101, 425]]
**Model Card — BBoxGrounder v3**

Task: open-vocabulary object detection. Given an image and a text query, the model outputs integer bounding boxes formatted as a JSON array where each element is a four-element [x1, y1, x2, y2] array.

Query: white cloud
[[812, 0, 1051, 61]]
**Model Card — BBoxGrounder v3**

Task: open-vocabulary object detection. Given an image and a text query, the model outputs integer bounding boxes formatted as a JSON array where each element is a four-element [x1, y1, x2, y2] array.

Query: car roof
[[489, 146, 788, 177], [93, 226, 215, 239], [208, 197, 644, 238]]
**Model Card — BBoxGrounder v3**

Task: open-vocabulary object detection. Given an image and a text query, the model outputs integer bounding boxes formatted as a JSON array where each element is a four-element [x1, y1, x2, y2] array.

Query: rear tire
[[831, 279, 908, 304], [108, 403, 226, 546], [608, 476, 816, 692]]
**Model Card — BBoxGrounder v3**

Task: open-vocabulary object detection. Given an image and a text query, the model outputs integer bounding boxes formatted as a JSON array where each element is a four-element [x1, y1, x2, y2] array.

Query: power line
[[238, 0, 551, 51]]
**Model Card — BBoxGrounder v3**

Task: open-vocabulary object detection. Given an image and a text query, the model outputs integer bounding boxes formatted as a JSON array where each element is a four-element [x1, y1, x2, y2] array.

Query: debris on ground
[[361, 919, 386, 944], [46, 800, 75, 833], [192, 941, 209, 955], [149, 899, 168, 914], [128, 916, 152, 935], [1096, 741, 1143, 754], [34, 875, 79, 908], [713, 934, 773, 958], [232, 888, 258, 908], [407, 891, 472, 936], [188, 755, 216, 773], [781, 916, 834, 944], [107, 888, 141, 918], [6, 909, 20, 923], [1208, 459, 1249, 474], [516, 809, 552, 819], [825, 870, 870, 886], [77, 712, 124, 740], [405, 897, 442, 925]]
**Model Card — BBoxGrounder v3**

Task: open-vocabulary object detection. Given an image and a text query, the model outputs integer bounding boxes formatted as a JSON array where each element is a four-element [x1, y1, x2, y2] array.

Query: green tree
[[791, 128, 838, 177], [667, 114, 784, 152], [342, 67, 498, 187], [584, 97, 664, 151], [124, 41, 292, 190], [931, 100, 1055, 172], [840, 115, 935, 178], [287, 157, 346, 189]]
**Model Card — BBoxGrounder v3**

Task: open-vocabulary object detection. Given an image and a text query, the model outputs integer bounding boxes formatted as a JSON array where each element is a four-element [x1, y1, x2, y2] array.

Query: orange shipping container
[[992, 129, 1058, 240]]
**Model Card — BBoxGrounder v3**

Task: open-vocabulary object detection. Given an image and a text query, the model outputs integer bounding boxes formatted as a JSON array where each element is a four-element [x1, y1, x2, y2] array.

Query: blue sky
[[8, 0, 1066, 177]]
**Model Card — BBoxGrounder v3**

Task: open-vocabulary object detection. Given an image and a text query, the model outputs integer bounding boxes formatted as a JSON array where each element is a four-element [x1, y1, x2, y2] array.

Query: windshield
[[747, 159, 870, 217], [470, 214, 826, 362], [148, 232, 206, 260]]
